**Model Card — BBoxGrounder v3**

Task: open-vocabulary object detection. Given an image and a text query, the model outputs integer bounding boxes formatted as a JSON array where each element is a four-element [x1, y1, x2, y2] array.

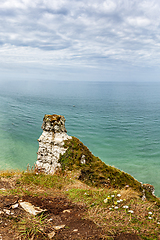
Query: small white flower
[[117, 200, 121, 203], [128, 210, 134, 214], [148, 216, 152, 220], [157, 222, 160, 224], [120, 199, 123, 202], [111, 195, 115, 198], [104, 198, 108, 203], [109, 208, 112, 210], [114, 206, 118, 209], [117, 194, 121, 197], [123, 205, 129, 209], [148, 212, 152, 215]]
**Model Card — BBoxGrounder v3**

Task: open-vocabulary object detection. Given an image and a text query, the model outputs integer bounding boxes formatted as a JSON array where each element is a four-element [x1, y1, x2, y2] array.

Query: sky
[[0, 0, 160, 82]]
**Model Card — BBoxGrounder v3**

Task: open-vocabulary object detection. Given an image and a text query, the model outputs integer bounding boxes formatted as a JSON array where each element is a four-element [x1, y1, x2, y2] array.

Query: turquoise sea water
[[0, 80, 160, 196]]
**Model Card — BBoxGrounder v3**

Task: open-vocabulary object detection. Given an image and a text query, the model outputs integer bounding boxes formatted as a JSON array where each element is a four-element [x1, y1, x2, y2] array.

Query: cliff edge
[[36, 114, 155, 201]]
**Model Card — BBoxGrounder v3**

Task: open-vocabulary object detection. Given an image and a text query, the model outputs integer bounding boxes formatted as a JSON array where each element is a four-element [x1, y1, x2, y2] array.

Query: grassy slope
[[59, 137, 159, 203]]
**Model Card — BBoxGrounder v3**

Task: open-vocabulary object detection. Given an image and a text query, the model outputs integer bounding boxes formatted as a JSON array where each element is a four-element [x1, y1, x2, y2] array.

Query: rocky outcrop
[[36, 114, 72, 174], [36, 114, 157, 201]]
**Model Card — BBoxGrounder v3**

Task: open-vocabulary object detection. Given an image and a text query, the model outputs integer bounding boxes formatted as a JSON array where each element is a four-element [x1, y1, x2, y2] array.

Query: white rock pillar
[[36, 114, 72, 174]]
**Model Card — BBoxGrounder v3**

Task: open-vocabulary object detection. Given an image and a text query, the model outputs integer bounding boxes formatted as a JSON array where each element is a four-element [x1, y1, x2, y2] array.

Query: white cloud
[[0, 0, 160, 81], [127, 17, 150, 27]]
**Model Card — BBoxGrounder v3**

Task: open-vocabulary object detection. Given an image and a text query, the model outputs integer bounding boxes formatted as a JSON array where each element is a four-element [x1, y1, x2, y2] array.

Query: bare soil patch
[[0, 193, 143, 239], [114, 233, 142, 240], [0, 194, 104, 239]]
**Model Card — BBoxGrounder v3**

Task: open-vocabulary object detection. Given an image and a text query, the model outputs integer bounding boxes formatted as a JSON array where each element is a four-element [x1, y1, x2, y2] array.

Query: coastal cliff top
[[0, 169, 159, 240], [0, 114, 159, 239], [41, 114, 67, 133]]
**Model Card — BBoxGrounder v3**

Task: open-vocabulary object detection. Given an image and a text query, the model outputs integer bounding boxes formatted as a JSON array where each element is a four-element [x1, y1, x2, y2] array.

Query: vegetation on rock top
[[59, 137, 160, 204], [59, 137, 141, 190]]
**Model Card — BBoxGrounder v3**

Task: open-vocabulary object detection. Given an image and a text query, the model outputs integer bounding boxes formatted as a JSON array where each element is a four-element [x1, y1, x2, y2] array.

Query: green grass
[[66, 188, 125, 208], [18, 213, 48, 239], [19, 171, 73, 190], [59, 137, 143, 191]]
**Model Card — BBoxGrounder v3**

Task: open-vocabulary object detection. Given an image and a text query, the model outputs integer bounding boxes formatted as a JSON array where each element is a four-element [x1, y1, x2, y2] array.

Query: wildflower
[[157, 222, 160, 225], [107, 196, 111, 200], [104, 198, 108, 203], [117, 194, 121, 197], [114, 206, 118, 209], [128, 210, 134, 214], [117, 200, 121, 203], [148, 216, 152, 220], [120, 199, 123, 202], [109, 208, 112, 210], [148, 212, 152, 215], [123, 205, 129, 209], [111, 195, 115, 198], [114, 201, 118, 205]]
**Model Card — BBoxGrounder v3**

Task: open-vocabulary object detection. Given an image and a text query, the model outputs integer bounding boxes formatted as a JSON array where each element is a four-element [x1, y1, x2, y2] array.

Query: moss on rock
[[59, 137, 142, 192]]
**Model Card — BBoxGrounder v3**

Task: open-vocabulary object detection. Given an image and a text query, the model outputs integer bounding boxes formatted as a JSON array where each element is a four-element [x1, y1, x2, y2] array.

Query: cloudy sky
[[0, 0, 160, 81]]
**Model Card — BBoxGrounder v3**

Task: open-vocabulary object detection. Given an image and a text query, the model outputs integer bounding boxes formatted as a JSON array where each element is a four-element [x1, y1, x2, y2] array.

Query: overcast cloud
[[0, 0, 160, 81]]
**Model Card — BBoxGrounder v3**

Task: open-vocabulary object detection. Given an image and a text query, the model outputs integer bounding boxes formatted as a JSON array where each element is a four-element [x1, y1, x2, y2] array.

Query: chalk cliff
[[36, 114, 156, 201], [36, 114, 72, 174]]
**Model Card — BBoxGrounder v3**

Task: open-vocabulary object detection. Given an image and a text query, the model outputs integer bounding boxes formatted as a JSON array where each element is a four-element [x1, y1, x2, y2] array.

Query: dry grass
[[119, 188, 140, 201], [0, 169, 21, 178], [0, 169, 160, 239], [87, 193, 160, 239]]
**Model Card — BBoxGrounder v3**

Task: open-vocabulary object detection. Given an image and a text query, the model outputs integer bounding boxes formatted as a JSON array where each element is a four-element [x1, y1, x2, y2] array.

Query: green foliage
[[66, 188, 122, 208], [18, 213, 47, 239], [59, 137, 142, 192]]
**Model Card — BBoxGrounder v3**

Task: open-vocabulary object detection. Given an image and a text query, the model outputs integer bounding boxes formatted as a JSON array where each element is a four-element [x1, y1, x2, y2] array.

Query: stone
[[48, 231, 56, 239], [80, 155, 86, 164], [19, 201, 46, 215], [36, 114, 72, 174], [12, 203, 19, 209], [63, 209, 71, 213], [53, 225, 65, 230], [3, 209, 10, 215], [142, 183, 155, 196]]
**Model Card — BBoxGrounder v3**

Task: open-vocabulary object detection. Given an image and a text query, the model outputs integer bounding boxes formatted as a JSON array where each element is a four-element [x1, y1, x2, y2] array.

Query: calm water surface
[[0, 80, 160, 196]]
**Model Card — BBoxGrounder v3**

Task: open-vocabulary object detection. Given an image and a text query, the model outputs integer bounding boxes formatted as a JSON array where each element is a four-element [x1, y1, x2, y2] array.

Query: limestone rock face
[[36, 114, 72, 174]]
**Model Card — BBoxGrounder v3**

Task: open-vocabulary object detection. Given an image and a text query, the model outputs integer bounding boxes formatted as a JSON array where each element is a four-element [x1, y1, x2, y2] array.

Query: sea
[[0, 80, 160, 197]]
